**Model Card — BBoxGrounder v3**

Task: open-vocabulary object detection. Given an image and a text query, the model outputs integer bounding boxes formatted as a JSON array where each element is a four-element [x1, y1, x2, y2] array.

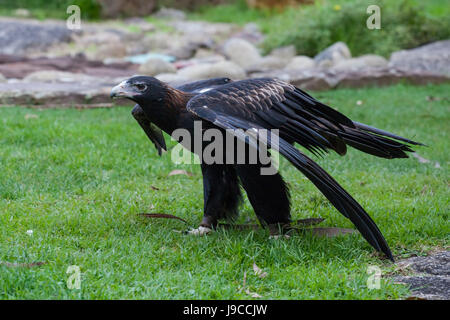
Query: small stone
[[332, 55, 388, 71], [138, 58, 177, 76], [285, 56, 315, 70], [314, 42, 352, 68], [177, 61, 246, 81], [269, 45, 296, 60], [389, 40, 450, 76], [223, 38, 261, 69]]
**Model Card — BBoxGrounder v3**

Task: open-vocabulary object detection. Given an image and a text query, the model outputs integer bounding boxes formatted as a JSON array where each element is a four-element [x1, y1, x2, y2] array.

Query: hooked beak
[[110, 81, 136, 99]]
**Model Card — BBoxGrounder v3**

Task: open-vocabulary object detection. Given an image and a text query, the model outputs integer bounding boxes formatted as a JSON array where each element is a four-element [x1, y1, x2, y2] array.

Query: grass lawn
[[0, 83, 448, 299]]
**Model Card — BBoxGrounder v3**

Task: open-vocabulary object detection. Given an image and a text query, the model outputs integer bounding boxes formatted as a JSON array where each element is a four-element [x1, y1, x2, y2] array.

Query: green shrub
[[262, 0, 450, 57], [0, 0, 101, 20]]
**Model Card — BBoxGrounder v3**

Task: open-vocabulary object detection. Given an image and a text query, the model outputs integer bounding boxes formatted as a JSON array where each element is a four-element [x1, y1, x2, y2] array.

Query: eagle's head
[[110, 76, 167, 104]]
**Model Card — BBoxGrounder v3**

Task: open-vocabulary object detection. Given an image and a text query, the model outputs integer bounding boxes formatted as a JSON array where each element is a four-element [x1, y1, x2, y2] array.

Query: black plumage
[[110, 76, 423, 262]]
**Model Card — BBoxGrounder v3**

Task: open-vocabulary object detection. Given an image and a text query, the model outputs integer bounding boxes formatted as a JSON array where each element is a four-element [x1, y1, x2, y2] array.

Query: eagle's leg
[[188, 164, 241, 235], [234, 163, 291, 236]]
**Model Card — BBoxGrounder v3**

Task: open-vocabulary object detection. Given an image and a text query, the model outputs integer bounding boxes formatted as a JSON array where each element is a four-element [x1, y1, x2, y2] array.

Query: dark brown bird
[[111, 76, 423, 261]]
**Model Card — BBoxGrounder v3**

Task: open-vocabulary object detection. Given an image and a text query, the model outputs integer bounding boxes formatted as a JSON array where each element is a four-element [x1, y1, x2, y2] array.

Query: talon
[[187, 226, 213, 236]]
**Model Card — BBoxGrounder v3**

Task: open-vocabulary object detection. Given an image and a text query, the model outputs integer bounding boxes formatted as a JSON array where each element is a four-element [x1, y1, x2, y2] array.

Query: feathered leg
[[234, 163, 291, 234], [189, 164, 241, 235]]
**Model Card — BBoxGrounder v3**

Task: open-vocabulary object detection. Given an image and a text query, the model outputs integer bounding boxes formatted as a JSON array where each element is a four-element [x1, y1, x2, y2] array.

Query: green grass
[[0, 83, 448, 299]]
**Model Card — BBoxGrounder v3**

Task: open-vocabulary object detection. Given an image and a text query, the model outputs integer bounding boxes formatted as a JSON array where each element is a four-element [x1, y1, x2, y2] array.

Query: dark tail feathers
[[340, 121, 424, 159]]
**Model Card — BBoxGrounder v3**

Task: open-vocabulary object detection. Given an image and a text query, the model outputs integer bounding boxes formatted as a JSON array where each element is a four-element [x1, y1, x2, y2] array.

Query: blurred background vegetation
[[1, 0, 449, 57]]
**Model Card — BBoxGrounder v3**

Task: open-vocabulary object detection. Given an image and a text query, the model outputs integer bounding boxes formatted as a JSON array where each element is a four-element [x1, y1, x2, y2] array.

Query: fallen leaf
[[24, 114, 38, 120], [245, 288, 262, 298], [311, 227, 356, 237], [294, 217, 324, 226], [150, 186, 160, 190], [138, 213, 188, 224], [412, 153, 441, 169], [412, 152, 430, 164], [0, 261, 47, 268], [168, 170, 193, 177], [253, 263, 268, 278]]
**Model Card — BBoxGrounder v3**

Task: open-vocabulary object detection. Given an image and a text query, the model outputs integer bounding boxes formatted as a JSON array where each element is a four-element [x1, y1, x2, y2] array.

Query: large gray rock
[[0, 82, 114, 106], [394, 251, 450, 300], [269, 45, 297, 60], [390, 40, 450, 76], [331, 55, 388, 71], [138, 58, 176, 76], [177, 61, 246, 80], [247, 56, 290, 73], [314, 42, 351, 68], [0, 19, 73, 55], [94, 42, 128, 60], [23, 71, 104, 84], [223, 38, 261, 69], [285, 56, 315, 70], [0, 54, 137, 80], [251, 66, 449, 91]]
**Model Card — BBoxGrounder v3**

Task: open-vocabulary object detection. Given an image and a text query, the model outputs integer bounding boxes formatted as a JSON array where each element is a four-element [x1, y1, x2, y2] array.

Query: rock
[[314, 42, 351, 68], [14, 8, 31, 18], [0, 81, 114, 106], [393, 251, 450, 300], [153, 8, 186, 20], [0, 19, 73, 55], [223, 38, 261, 69], [23, 71, 103, 84], [247, 56, 290, 73], [194, 49, 217, 59], [168, 44, 198, 60], [250, 69, 336, 91], [95, 42, 128, 60], [389, 40, 450, 76], [232, 23, 265, 44], [251, 66, 449, 91], [335, 67, 450, 89], [177, 61, 246, 80], [269, 45, 296, 60], [138, 58, 177, 76], [155, 73, 188, 84], [78, 31, 123, 46], [394, 276, 449, 300], [123, 18, 156, 33], [0, 54, 138, 79], [396, 251, 450, 276], [332, 55, 388, 71], [285, 56, 315, 70]]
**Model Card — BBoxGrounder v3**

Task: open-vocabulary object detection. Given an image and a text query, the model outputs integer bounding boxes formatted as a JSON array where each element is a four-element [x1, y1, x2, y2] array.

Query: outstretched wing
[[186, 78, 397, 260]]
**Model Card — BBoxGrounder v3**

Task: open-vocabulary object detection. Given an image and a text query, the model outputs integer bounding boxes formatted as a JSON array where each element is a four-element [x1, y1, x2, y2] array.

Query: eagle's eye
[[135, 83, 147, 91]]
